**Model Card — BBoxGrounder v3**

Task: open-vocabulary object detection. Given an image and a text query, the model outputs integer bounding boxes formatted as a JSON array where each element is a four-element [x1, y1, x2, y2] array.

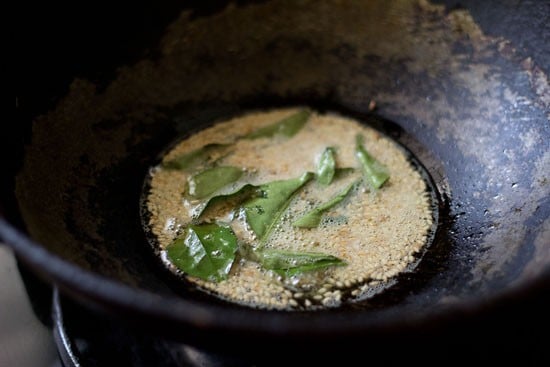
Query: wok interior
[[12, 0, 549, 331]]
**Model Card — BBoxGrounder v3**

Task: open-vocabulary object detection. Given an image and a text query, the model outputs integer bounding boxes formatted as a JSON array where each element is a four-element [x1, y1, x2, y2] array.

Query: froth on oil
[[142, 107, 437, 310]]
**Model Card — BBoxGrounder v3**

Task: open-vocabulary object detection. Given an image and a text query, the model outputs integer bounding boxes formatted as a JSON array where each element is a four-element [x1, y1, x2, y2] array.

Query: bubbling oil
[[143, 107, 437, 310]]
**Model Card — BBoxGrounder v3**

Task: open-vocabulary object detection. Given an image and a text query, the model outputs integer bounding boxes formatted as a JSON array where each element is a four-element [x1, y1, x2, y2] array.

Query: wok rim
[[2, 215, 547, 339]]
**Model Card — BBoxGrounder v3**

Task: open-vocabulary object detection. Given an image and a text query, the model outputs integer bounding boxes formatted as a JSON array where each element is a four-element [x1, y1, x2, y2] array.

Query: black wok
[[7, 0, 550, 364]]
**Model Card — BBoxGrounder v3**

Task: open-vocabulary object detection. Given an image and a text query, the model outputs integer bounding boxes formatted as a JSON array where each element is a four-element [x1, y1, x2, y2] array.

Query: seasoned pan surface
[[6, 0, 550, 354]]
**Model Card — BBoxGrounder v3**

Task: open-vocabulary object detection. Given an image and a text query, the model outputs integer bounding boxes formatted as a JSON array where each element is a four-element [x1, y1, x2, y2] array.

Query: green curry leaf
[[243, 172, 313, 242], [191, 183, 258, 219], [293, 180, 358, 228], [166, 223, 238, 282], [257, 249, 346, 277], [245, 110, 311, 139], [162, 143, 230, 171], [355, 135, 390, 190], [316, 147, 336, 185], [186, 166, 244, 200]]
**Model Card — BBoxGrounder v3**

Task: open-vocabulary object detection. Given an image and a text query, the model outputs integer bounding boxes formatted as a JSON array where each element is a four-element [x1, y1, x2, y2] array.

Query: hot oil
[[140, 106, 445, 311]]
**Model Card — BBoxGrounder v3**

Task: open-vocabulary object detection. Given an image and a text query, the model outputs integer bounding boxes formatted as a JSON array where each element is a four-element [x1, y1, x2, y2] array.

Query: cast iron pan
[[7, 0, 550, 364]]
